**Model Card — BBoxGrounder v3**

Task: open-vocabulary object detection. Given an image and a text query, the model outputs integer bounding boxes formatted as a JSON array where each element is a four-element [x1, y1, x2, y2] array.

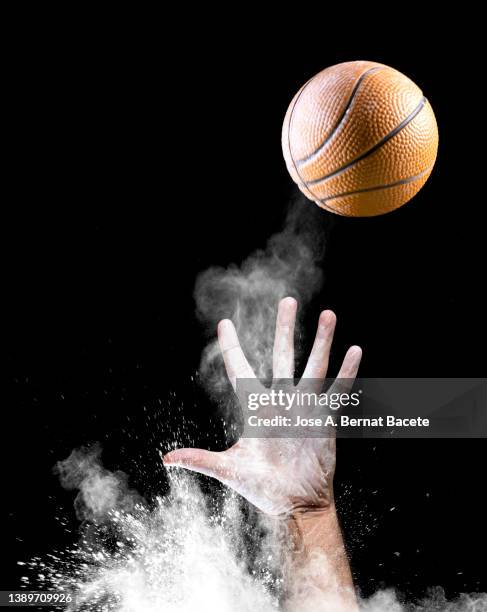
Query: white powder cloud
[[194, 200, 326, 397], [55, 444, 142, 521]]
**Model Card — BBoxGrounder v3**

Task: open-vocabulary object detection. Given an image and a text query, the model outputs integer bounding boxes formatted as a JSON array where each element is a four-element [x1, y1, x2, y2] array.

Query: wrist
[[288, 503, 338, 535], [286, 504, 343, 559], [288, 499, 336, 520]]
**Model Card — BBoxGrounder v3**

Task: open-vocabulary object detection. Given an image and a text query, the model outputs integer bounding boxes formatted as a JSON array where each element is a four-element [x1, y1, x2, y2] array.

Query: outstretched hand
[[163, 297, 362, 517]]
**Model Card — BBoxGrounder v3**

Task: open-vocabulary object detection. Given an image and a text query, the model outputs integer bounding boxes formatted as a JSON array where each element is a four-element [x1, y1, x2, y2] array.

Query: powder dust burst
[[22, 463, 281, 611], [18, 447, 487, 611]]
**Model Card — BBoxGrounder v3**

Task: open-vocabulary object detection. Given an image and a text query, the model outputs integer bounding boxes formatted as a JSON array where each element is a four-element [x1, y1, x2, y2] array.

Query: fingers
[[272, 297, 297, 380], [328, 345, 363, 395], [162, 448, 233, 481], [218, 319, 256, 390], [336, 345, 362, 379], [301, 310, 337, 382]]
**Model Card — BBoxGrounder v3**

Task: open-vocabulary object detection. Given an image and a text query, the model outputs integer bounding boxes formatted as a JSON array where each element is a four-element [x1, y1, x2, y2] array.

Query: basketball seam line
[[319, 163, 435, 203], [307, 96, 428, 186], [286, 77, 322, 203], [296, 66, 386, 165]]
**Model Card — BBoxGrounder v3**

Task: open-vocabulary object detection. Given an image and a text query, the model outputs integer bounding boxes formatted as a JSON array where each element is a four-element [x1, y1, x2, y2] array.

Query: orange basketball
[[282, 61, 438, 217]]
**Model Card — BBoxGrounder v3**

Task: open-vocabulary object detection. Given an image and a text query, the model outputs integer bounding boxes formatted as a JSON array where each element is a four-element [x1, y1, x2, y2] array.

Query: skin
[[163, 297, 362, 610]]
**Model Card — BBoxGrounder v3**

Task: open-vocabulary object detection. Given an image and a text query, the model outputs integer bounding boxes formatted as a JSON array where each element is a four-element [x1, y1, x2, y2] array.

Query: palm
[[163, 298, 361, 516], [214, 437, 335, 516]]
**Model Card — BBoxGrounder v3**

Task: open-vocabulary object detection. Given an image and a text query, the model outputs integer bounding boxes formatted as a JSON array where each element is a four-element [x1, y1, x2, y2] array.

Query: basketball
[[282, 61, 438, 217]]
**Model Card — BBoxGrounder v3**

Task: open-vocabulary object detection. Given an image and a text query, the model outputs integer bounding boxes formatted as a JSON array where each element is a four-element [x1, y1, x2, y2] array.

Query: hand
[[163, 297, 362, 517]]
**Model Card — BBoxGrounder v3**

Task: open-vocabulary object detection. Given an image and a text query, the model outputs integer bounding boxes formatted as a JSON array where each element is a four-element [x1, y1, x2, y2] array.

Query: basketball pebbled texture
[[282, 61, 439, 217]]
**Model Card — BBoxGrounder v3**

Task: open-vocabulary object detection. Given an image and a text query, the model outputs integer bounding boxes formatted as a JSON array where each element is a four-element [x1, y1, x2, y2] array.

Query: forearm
[[283, 505, 358, 611]]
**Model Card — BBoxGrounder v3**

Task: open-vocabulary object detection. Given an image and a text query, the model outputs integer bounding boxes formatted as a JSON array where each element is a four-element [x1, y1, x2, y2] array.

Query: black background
[[3, 10, 486, 604]]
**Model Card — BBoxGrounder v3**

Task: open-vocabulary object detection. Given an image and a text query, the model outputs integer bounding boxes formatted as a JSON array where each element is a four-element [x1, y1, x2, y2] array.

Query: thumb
[[162, 448, 233, 481]]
